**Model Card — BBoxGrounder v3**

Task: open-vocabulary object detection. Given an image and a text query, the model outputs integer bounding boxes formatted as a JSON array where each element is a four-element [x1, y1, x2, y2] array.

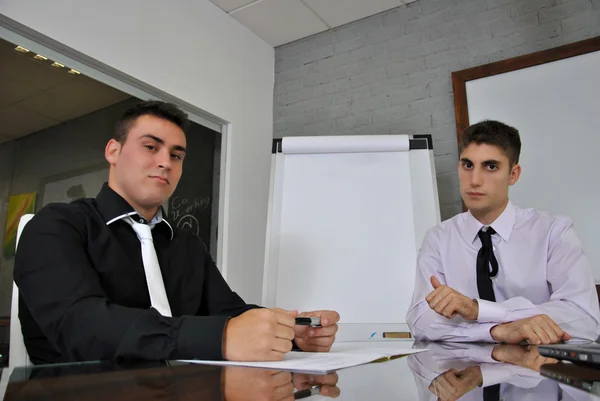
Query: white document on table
[[179, 348, 427, 373]]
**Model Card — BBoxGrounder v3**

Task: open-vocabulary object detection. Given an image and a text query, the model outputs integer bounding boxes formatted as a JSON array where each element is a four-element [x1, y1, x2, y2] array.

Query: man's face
[[458, 143, 520, 218], [105, 114, 186, 212]]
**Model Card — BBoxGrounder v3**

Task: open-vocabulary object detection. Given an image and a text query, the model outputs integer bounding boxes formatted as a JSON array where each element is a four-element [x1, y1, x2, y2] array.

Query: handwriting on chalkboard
[[170, 196, 210, 236]]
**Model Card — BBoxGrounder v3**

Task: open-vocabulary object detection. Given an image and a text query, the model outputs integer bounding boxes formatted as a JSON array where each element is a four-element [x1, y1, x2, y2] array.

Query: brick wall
[[274, 0, 600, 219]]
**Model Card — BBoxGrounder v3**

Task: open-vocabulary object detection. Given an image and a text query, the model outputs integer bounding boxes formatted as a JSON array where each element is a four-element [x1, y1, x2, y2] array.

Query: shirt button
[[139, 219, 144, 223]]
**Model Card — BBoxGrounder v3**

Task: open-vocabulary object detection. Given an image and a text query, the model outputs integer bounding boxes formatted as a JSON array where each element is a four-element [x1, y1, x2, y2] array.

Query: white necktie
[[124, 217, 172, 317]]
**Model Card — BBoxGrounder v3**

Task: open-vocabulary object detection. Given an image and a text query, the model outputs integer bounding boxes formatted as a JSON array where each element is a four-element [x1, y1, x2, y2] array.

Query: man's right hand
[[428, 366, 482, 401], [490, 314, 571, 345], [223, 308, 297, 361]]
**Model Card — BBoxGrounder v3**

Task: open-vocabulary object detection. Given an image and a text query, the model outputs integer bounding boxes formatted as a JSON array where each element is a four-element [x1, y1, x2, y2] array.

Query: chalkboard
[[168, 122, 217, 249]]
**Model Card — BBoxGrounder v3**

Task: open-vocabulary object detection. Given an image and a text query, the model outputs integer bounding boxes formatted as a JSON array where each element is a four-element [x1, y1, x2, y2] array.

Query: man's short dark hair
[[113, 100, 188, 144], [460, 120, 522, 166]]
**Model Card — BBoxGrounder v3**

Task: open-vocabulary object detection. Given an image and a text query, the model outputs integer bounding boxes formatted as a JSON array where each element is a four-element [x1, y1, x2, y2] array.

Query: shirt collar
[[465, 201, 516, 244], [96, 183, 174, 240]]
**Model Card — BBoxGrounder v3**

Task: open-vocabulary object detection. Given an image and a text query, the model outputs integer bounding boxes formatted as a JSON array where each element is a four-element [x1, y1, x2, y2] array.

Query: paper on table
[[179, 348, 427, 374]]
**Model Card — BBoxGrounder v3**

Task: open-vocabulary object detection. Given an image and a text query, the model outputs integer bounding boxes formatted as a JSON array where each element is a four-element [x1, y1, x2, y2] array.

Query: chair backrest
[[10, 213, 34, 368]]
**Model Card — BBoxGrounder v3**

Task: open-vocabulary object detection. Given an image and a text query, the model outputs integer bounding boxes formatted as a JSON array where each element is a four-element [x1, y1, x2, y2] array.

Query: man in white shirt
[[406, 120, 600, 344]]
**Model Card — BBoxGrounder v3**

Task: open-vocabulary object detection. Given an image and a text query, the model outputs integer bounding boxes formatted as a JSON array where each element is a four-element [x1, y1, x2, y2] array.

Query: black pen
[[294, 385, 321, 399], [295, 317, 322, 327]]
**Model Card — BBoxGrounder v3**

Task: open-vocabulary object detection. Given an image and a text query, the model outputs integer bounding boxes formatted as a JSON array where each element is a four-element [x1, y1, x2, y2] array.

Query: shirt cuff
[[175, 315, 230, 360], [464, 323, 497, 342], [480, 363, 514, 387], [477, 299, 508, 323]]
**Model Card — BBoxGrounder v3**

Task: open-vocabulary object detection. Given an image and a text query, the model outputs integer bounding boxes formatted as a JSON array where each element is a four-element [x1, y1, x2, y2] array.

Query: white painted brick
[[447, 54, 491, 71], [513, 37, 561, 55], [317, 53, 353, 71], [471, 6, 512, 23], [334, 36, 367, 54], [558, 28, 593, 44], [393, 113, 433, 132], [372, 104, 411, 124], [284, 86, 321, 105], [366, 24, 405, 45], [304, 69, 336, 88], [382, 4, 422, 27], [312, 33, 334, 49], [561, 14, 593, 33], [303, 120, 335, 136], [435, 154, 461, 181], [386, 31, 424, 52], [280, 62, 318, 80], [407, 66, 449, 87], [385, 57, 426, 78], [318, 78, 352, 97], [425, 47, 469, 68], [369, 76, 408, 96], [428, 79, 453, 96], [334, 59, 371, 79], [349, 94, 390, 113], [276, 38, 314, 60], [437, 172, 460, 193], [350, 67, 387, 88], [408, 94, 454, 116], [511, 0, 557, 16], [406, 10, 446, 34], [349, 43, 387, 62], [316, 104, 351, 121], [274, 76, 304, 95], [432, 138, 459, 156], [277, 100, 310, 118], [432, 108, 456, 127], [508, 21, 561, 47], [402, 38, 450, 60], [486, 0, 512, 9], [539, 0, 591, 23], [420, 0, 460, 16], [335, 85, 372, 105], [490, 12, 539, 37], [304, 94, 336, 113], [442, 0, 488, 22], [275, 56, 303, 73], [467, 36, 511, 57], [388, 84, 429, 106], [302, 45, 335, 64], [335, 112, 372, 131]]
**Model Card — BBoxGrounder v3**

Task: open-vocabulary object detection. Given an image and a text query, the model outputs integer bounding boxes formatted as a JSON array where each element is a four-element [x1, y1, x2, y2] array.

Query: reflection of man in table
[[3, 362, 340, 401], [407, 342, 594, 401]]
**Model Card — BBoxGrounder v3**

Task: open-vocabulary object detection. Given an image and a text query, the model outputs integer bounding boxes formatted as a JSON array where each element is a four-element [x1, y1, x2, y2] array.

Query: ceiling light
[[14, 45, 29, 53], [33, 54, 48, 61], [67, 69, 81, 75], [50, 61, 65, 68]]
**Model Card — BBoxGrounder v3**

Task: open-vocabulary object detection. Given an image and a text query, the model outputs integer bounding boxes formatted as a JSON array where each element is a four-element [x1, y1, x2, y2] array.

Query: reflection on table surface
[[0, 340, 598, 400]]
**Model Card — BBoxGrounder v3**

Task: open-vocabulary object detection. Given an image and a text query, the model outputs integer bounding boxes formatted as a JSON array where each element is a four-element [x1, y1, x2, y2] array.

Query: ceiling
[[211, 0, 419, 47], [0, 38, 131, 145]]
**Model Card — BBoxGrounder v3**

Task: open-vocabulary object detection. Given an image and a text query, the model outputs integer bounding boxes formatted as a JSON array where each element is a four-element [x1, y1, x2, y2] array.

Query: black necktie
[[483, 383, 501, 401], [476, 227, 499, 302]]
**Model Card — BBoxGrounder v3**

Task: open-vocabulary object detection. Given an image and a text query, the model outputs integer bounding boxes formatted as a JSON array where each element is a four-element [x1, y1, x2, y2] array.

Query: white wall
[[0, 0, 275, 304]]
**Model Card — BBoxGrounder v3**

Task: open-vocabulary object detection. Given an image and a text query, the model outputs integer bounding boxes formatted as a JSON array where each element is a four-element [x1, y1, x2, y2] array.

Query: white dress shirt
[[406, 201, 600, 342]]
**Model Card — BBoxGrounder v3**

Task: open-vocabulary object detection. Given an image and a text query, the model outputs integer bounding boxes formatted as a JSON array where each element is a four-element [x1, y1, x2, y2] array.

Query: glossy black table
[[1, 341, 599, 400]]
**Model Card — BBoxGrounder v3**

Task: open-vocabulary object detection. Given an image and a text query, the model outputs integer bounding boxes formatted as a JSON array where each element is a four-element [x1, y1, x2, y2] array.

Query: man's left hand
[[294, 310, 340, 352], [426, 276, 479, 321]]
